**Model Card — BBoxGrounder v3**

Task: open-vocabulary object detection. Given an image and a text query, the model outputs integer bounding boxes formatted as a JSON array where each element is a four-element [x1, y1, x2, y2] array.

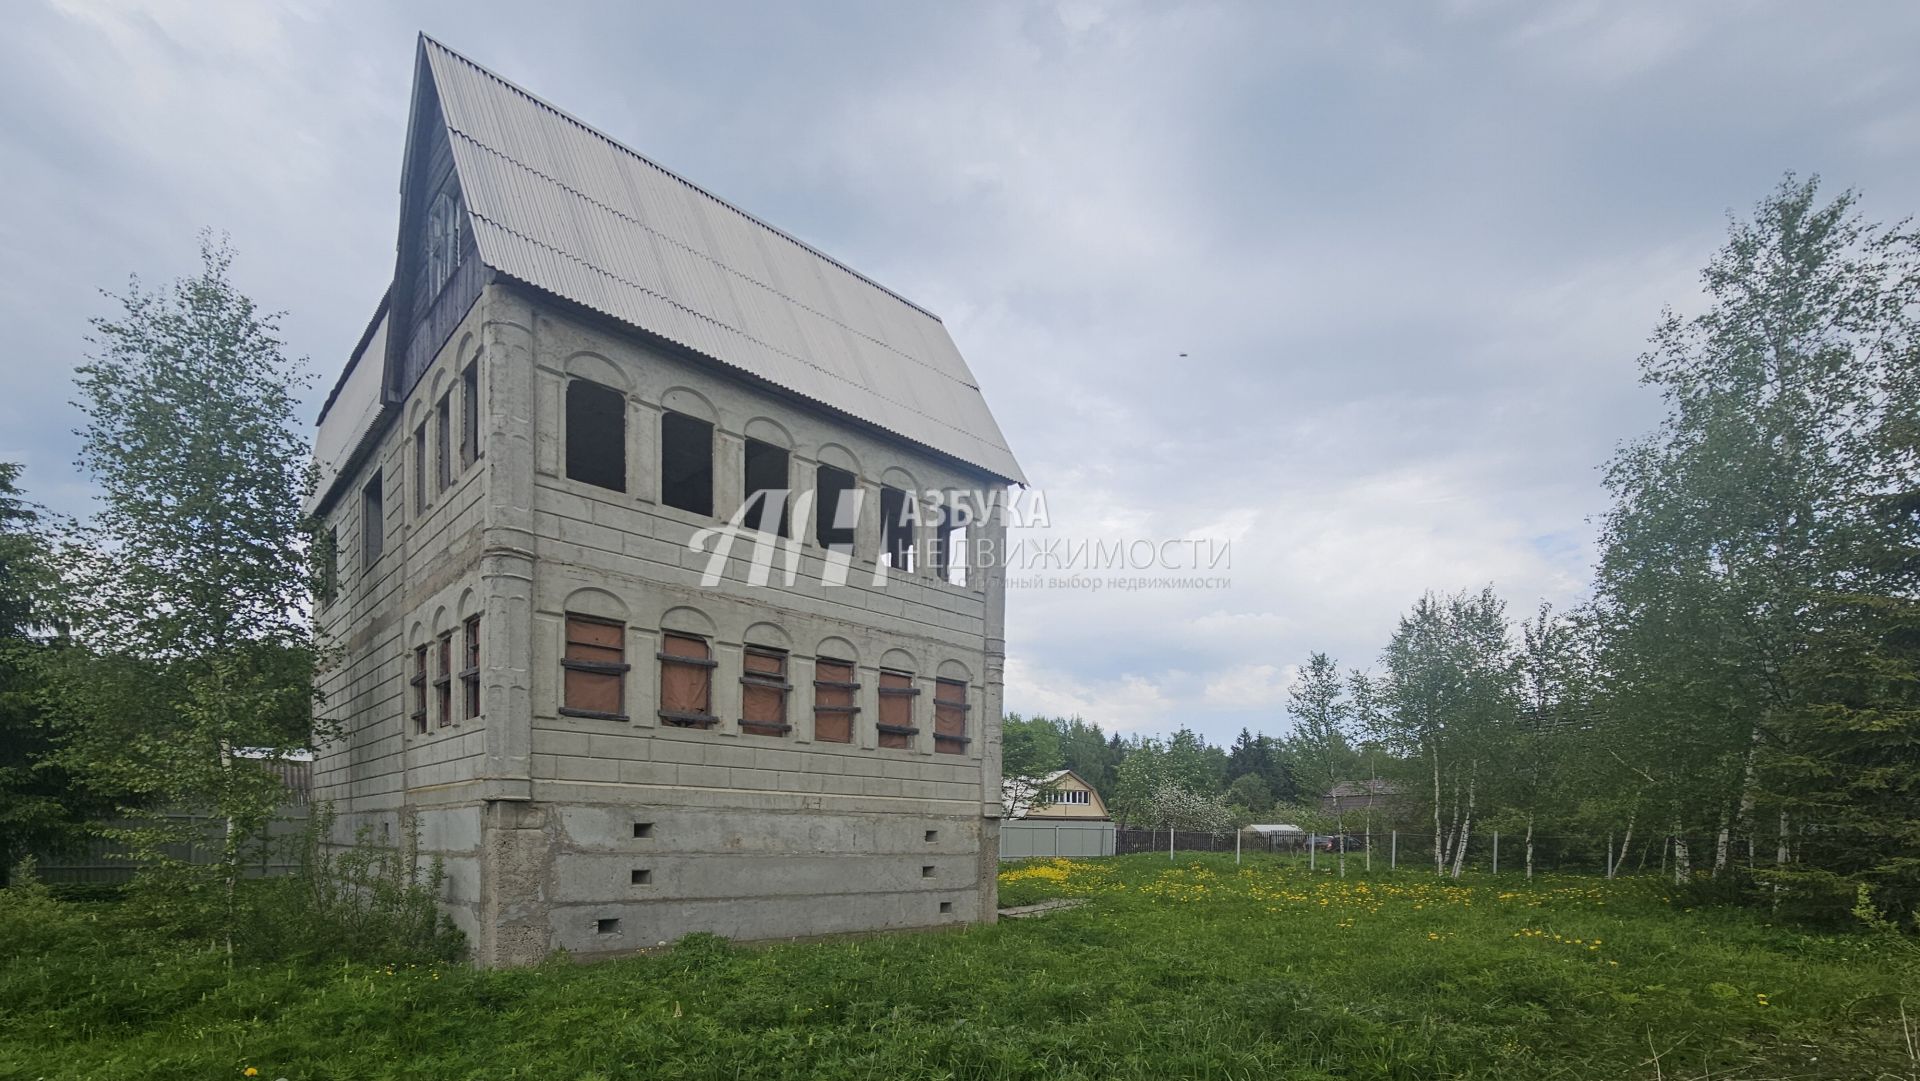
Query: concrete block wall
[[316, 280, 1012, 965]]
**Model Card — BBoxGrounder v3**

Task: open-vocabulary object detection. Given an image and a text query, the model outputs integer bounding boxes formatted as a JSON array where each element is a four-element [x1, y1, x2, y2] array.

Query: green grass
[[3, 855, 1916, 1080]]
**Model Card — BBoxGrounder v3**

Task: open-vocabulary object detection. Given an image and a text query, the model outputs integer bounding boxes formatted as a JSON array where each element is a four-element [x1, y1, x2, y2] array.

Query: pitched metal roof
[[418, 36, 1025, 483]]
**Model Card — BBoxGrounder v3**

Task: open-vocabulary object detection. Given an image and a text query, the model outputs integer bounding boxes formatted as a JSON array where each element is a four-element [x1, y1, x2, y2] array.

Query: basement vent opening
[[633, 822, 653, 838], [939, 901, 954, 914], [921, 865, 936, 878], [631, 869, 652, 885], [924, 829, 938, 843], [596, 918, 621, 935]]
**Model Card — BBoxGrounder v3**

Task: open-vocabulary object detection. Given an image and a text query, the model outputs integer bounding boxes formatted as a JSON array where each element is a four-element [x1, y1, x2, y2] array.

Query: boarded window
[[812, 658, 858, 744], [565, 380, 626, 492], [436, 393, 453, 493], [742, 438, 790, 536], [877, 669, 919, 750], [815, 465, 857, 552], [561, 615, 628, 719], [410, 645, 428, 734], [658, 632, 717, 727], [460, 357, 481, 467], [361, 474, 384, 572], [435, 633, 454, 727], [462, 615, 482, 720], [739, 646, 790, 736], [933, 678, 969, 754], [881, 486, 915, 571], [413, 423, 428, 514], [661, 412, 713, 515]]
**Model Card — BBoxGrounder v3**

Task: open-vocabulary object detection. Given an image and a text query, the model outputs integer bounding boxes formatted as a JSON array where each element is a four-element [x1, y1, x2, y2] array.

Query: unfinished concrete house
[[307, 36, 1024, 966]]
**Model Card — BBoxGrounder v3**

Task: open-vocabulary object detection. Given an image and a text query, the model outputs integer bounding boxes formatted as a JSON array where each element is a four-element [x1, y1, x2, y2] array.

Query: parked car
[[1312, 834, 1369, 853]]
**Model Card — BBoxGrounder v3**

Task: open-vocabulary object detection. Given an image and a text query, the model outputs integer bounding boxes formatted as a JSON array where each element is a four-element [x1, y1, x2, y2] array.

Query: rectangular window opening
[[633, 822, 654, 839], [410, 645, 429, 734], [413, 423, 428, 514], [880, 486, 915, 572], [321, 526, 339, 606], [815, 465, 858, 553], [939, 901, 954, 914], [630, 869, 652, 885], [561, 615, 628, 720], [742, 438, 790, 537], [740, 646, 791, 736], [659, 632, 717, 728], [460, 357, 481, 467], [596, 918, 621, 935], [812, 658, 858, 744], [360, 474, 385, 573], [921, 865, 935, 878], [434, 633, 453, 728], [661, 411, 714, 516], [461, 615, 482, 720], [565, 380, 627, 492], [940, 504, 969, 587], [924, 829, 938, 843], [436, 393, 453, 494]]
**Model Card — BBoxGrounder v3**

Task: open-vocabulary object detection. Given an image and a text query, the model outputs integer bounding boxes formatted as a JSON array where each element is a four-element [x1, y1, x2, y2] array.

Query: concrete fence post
[[1390, 830, 1397, 871], [1492, 830, 1499, 875]]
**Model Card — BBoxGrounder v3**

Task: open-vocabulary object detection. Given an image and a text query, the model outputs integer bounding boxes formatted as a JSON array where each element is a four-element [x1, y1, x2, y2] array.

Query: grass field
[[3, 855, 1916, 1080]]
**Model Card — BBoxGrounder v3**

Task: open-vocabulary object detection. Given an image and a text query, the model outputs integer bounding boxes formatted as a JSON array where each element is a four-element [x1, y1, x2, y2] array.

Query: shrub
[[242, 805, 465, 964]]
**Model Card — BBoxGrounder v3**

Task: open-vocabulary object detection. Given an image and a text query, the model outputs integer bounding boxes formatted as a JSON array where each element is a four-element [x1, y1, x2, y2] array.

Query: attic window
[[661, 412, 713, 516], [565, 380, 626, 492], [742, 439, 789, 536], [425, 189, 463, 298]]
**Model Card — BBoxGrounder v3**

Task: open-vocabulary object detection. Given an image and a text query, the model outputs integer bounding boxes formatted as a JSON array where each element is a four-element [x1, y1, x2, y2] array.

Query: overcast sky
[[4, 1, 1918, 745]]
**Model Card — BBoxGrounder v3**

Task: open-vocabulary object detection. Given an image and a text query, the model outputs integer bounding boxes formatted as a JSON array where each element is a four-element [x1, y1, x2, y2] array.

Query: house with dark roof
[[308, 36, 1022, 966]]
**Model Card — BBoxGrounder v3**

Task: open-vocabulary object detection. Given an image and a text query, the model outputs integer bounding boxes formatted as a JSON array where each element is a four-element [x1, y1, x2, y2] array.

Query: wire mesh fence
[[1105, 825, 1725, 878]]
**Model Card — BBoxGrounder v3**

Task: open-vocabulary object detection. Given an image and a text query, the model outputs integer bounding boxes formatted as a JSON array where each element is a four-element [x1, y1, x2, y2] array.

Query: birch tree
[[51, 235, 324, 945], [1287, 652, 1354, 876], [1595, 176, 1920, 884]]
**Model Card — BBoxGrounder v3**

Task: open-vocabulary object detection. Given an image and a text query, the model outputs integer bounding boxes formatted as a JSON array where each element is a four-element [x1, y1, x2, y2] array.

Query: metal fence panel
[[1000, 820, 1117, 859]]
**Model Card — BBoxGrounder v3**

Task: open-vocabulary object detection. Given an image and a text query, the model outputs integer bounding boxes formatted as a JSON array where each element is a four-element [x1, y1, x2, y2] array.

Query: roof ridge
[[418, 34, 945, 324]]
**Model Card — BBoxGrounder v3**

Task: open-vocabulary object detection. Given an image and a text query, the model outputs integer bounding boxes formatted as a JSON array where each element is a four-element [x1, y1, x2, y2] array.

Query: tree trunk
[[1671, 818, 1691, 885], [1776, 810, 1790, 866], [1523, 812, 1535, 881], [1714, 727, 1762, 877], [1449, 767, 1476, 879], [1429, 740, 1444, 876], [1611, 810, 1636, 881]]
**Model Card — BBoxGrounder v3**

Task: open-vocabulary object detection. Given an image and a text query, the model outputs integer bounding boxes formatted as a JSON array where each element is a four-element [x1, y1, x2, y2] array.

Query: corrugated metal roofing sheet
[[422, 37, 1024, 483]]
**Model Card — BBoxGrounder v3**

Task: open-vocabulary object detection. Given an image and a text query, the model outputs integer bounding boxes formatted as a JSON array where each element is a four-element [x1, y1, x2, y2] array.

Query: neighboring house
[[309, 36, 1023, 966], [1004, 770, 1110, 820], [1320, 779, 1400, 815]]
